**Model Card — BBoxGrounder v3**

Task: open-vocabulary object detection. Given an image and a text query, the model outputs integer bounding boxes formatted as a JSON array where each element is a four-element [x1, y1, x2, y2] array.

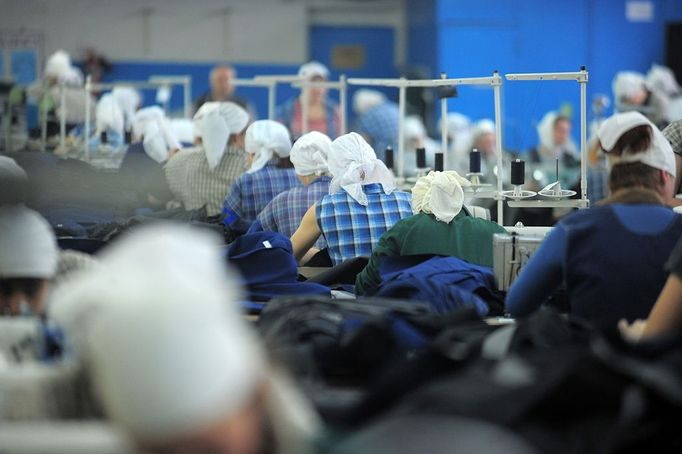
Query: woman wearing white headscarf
[[507, 112, 682, 327], [255, 131, 332, 251], [119, 106, 181, 207], [291, 133, 412, 266], [49, 225, 320, 454], [355, 171, 506, 295], [222, 120, 300, 229], [28, 50, 94, 140], [276, 61, 342, 139], [613, 71, 669, 127], [164, 102, 250, 216]]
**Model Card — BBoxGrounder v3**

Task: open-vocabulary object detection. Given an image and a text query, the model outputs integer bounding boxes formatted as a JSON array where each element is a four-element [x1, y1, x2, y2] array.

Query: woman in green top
[[355, 171, 507, 295]]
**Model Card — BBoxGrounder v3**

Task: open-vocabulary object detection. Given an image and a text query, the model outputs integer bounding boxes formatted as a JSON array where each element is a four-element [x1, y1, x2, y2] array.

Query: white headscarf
[[536, 111, 578, 158], [328, 132, 396, 206], [353, 89, 386, 115], [111, 87, 141, 131], [44, 50, 72, 80], [50, 225, 265, 444], [95, 94, 125, 138], [0, 206, 57, 279], [298, 61, 329, 80], [244, 120, 292, 173], [132, 107, 181, 164], [598, 111, 676, 177], [646, 64, 681, 97], [404, 115, 427, 140], [290, 131, 331, 176], [411, 171, 471, 223], [613, 71, 646, 101], [193, 102, 249, 170]]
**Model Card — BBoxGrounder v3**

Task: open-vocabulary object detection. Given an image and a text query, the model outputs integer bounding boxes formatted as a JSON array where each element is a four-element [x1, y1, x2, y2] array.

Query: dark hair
[[276, 156, 294, 169], [608, 161, 662, 195], [0, 278, 44, 299], [607, 124, 652, 156], [553, 116, 571, 128]]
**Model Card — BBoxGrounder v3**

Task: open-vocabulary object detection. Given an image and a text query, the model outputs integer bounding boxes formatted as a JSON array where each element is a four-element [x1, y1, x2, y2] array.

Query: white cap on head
[[298, 61, 329, 80], [112, 87, 141, 130], [537, 111, 559, 151], [646, 64, 680, 97], [328, 132, 396, 206], [404, 115, 426, 140], [244, 120, 292, 173], [0, 206, 57, 279], [411, 171, 471, 223], [132, 107, 181, 164], [95, 94, 125, 138], [51, 225, 265, 443], [290, 131, 331, 176], [44, 50, 72, 80], [598, 111, 676, 176], [446, 113, 471, 136], [0, 157, 28, 205], [472, 118, 495, 137], [353, 89, 386, 115], [613, 71, 646, 101], [193, 102, 250, 170]]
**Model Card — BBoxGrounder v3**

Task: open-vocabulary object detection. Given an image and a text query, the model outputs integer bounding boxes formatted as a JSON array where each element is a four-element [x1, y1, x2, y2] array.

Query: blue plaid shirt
[[223, 164, 301, 226], [257, 176, 331, 249], [316, 183, 412, 266], [355, 102, 400, 160]]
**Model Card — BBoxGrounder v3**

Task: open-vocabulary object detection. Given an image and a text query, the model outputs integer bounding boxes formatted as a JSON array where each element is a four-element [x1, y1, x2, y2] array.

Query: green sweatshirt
[[354, 211, 506, 295]]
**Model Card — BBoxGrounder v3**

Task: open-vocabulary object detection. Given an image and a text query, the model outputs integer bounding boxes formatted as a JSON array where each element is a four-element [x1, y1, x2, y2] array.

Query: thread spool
[[469, 149, 481, 174], [385, 146, 394, 170], [100, 131, 108, 144], [124, 130, 132, 144], [416, 147, 426, 168], [511, 159, 525, 186], [434, 153, 444, 172]]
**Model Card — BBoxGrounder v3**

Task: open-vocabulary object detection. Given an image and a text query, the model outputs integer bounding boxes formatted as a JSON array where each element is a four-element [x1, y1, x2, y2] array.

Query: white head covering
[[0, 157, 28, 205], [95, 94, 124, 138], [44, 50, 72, 80], [111, 87, 141, 130], [536, 111, 577, 158], [290, 131, 331, 177], [244, 120, 292, 173], [132, 107, 181, 164], [50, 225, 265, 443], [613, 71, 647, 101], [328, 132, 396, 206], [404, 115, 427, 140], [411, 171, 471, 223], [193, 102, 250, 170], [646, 64, 680, 97], [353, 89, 386, 115], [298, 61, 329, 80], [0, 206, 57, 279], [598, 111, 676, 176]]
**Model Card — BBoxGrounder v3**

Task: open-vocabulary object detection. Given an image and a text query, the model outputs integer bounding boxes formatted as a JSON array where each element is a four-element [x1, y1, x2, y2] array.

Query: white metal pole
[[184, 78, 191, 118], [493, 71, 504, 226], [301, 86, 309, 135], [84, 76, 91, 162], [41, 83, 48, 150], [398, 78, 406, 179], [268, 81, 276, 120], [440, 73, 448, 169], [59, 83, 66, 149], [339, 74, 347, 135], [580, 66, 588, 203]]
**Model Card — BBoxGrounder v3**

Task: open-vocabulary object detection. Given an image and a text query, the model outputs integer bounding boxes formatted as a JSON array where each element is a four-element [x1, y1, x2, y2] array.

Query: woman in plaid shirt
[[291, 133, 412, 266]]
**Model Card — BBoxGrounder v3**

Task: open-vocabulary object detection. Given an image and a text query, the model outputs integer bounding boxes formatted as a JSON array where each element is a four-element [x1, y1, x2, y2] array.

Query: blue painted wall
[[409, 0, 682, 151], [309, 25, 398, 126]]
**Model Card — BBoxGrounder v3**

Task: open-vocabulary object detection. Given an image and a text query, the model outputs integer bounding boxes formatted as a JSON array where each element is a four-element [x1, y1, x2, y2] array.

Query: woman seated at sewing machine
[[506, 111, 682, 328]]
